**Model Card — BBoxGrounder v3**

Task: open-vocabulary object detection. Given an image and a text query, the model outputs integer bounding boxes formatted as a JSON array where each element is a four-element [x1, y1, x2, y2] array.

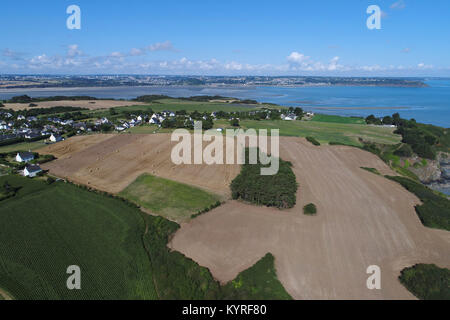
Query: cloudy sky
[[1, 0, 449, 76]]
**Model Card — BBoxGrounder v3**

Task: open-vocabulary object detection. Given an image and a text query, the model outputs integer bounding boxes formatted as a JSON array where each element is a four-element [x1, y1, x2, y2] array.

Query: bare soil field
[[37, 133, 241, 196], [169, 137, 450, 300], [4, 99, 145, 111], [37, 134, 450, 299]]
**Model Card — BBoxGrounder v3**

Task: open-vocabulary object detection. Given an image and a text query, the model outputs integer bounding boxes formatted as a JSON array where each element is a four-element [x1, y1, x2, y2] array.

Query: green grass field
[[0, 140, 47, 154], [119, 174, 221, 222], [122, 116, 400, 147], [311, 114, 365, 124], [0, 175, 290, 300], [96, 98, 275, 116], [239, 119, 401, 146]]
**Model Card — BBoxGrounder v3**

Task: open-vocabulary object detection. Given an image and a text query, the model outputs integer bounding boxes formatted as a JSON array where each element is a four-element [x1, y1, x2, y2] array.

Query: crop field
[[0, 175, 157, 300], [119, 174, 221, 223], [170, 137, 450, 299], [34, 132, 449, 299]]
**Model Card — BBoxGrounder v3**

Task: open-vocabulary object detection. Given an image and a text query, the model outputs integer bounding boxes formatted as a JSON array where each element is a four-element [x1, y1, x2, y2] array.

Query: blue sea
[[1, 79, 449, 127]]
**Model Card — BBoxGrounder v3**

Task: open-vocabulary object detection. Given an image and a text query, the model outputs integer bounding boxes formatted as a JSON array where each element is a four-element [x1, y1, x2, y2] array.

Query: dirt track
[[38, 134, 450, 299], [4, 99, 145, 111]]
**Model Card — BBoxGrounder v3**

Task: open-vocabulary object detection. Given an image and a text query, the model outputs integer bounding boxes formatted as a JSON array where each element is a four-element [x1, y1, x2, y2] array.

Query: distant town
[[0, 75, 428, 89]]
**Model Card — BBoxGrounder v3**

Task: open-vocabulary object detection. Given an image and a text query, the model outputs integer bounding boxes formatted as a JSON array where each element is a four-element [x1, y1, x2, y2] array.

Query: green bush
[[231, 149, 298, 209], [306, 136, 320, 146], [386, 176, 450, 231], [361, 167, 380, 175], [394, 144, 413, 157], [303, 203, 317, 215], [399, 264, 450, 300]]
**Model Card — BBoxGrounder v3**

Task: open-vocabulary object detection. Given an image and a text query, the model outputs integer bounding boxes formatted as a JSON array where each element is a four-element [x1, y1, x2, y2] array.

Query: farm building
[[24, 164, 42, 178], [50, 134, 63, 142], [16, 152, 34, 163]]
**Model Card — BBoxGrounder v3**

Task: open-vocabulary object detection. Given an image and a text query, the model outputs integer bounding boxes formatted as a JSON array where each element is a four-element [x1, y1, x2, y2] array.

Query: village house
[[16, 151, 34, 163], [24, 164, 42, 178], [24, 132, 41, 139], [50, 133, 63, 142]]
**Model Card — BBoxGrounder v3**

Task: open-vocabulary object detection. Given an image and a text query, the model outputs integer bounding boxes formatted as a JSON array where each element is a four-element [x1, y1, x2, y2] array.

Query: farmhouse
[[50, 134, 63, 142], [24, 164, 42, 178], [16, 151, 34, 163]]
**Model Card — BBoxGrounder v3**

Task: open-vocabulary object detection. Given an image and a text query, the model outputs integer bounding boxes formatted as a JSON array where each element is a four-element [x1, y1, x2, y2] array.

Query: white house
[[16, 152, 34, 163], [17, 115, 25, 120], [50, 134, 63, 142], [24, 164, 42, 178]]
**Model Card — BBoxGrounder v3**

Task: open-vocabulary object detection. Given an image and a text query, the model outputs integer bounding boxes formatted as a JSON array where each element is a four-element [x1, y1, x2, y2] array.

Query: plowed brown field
[[170, 137, 450, 300], [38, 134, 450, 299], [38, 133, 241, 196]]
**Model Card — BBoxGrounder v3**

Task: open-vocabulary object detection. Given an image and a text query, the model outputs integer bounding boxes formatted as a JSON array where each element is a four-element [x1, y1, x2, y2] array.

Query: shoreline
[[0, 82, 428, 91]]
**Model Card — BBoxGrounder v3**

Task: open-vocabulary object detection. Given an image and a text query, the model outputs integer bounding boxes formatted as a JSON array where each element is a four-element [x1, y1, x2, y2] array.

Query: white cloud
[[287, 52, 309, 64], [401, 48, 411, 53], [110, 51, 125, 58], [6, 45, 441, 76], [417, 62, 433, 69], [147, 41, 177, 52], [390, 0, 406, 10], [130, 48, 144, 56], [67, 44, 82, 57]]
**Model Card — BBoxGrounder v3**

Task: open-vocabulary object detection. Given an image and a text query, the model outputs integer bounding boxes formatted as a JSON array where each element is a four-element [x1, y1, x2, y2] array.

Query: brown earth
[[37, 133, 241, 196], [4, 100, 145, 111], [169, 137, 450, 300], [37, 134, 450, 299]]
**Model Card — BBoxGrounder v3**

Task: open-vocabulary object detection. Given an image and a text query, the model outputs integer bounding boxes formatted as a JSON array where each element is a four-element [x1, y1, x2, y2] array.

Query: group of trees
[[365, 114, 394, 125], [399, 264, 450, 300], [231, 149, 298, 209], [366, 113, 443, 159]]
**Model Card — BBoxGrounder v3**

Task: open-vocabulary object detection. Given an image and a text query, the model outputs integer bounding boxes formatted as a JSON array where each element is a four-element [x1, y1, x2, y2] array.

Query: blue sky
[[1, 0, 449, 75]]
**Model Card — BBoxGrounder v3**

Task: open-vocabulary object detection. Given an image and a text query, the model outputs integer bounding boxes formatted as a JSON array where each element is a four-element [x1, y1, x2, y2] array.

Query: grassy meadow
[[119, 174, 221, 222], [0, 140, 48, 154], [238, 119, 401, 146]]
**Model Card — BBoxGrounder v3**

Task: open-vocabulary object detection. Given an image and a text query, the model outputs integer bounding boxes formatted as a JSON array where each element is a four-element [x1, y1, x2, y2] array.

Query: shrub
[[386, 176, 450, 231], [303, 203, 317, 215], [394, 144, 413, 157], [399, 264, 450, 300], [306, 136, 320, 146], [361, 167, 380, 175]]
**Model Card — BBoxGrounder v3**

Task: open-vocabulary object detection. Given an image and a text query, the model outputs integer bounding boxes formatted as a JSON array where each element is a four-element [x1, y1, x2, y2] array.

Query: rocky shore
[[409, 152, 450, 196]]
